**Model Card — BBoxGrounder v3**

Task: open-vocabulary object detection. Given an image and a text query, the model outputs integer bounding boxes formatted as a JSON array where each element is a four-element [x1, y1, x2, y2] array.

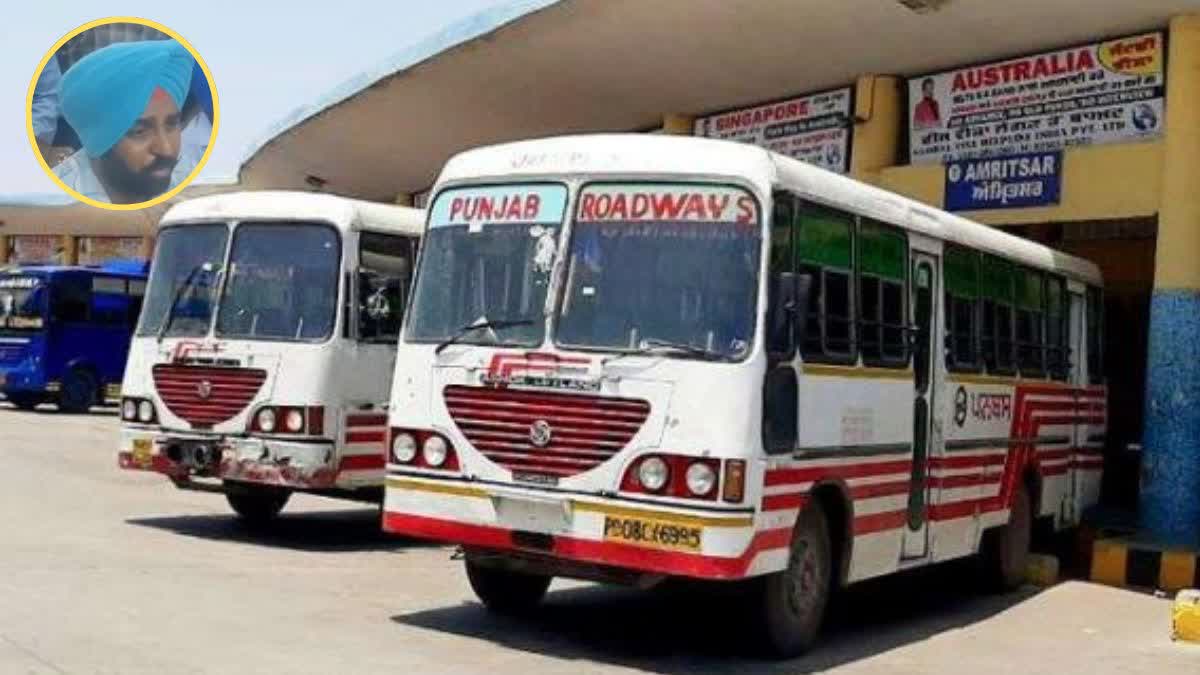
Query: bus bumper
[[0, 366, 56, 395], [117, 427, 341, 490], [382, 473, 777, 581]]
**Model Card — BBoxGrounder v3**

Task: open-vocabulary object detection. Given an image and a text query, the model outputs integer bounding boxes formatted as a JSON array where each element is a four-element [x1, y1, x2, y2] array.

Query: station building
[[5, 0, 1200, 542]]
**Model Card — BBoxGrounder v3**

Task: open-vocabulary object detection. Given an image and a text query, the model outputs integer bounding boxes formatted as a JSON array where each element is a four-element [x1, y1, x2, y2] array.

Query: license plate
[[603, 515, 702, 552], [132, 439, 153, 467], [494, 495, 571, 534]]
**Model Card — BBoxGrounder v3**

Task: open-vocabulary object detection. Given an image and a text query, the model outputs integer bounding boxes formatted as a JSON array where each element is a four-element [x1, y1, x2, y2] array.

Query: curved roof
[[160, 190, 425, 235]]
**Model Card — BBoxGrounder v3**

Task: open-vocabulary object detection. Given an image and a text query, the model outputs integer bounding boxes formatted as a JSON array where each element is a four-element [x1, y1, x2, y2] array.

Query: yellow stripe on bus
[[802, 364, 913, 381], [572, 501, 754, 528], [386, 477, 488, 499]]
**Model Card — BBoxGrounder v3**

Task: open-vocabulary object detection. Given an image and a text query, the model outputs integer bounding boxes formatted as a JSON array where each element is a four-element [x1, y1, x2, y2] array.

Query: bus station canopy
[[238, 0, 1195, 201]]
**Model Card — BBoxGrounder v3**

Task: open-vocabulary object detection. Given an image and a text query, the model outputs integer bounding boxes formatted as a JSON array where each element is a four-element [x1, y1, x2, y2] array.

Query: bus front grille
[[152, 364, 267, 428], [443, 385, 651, 478]]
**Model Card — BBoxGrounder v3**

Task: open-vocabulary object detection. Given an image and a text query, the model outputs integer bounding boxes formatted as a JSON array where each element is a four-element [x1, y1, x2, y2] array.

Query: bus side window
[[944, 245, 980, 371], [91, 276, 128, 326], [358, 232, 416, 343], [858, 219, 907, 367], [797, 204, 855, 362], [980, 255, 1015, 375], [127, 279, 147, 330], [1087, 286, 1104, 384], [52, 276, 91, 324], [769, 193, 794, 276], [1046, 276, 1068, 381], [1015, 268, 1045, 377]]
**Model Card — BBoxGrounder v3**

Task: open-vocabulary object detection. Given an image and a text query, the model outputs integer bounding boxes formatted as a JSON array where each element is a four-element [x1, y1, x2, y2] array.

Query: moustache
[[142, 157, 178, 175]]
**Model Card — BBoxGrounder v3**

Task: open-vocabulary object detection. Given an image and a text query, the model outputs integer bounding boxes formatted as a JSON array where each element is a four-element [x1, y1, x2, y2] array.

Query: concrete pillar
[[394, 193, 414, 207], [661, 114, 695, 136], [1142, 16, 1200, 546], [0, 235, 9, 265], [849, 75, 903, 182], [61, 235, 78, 266]]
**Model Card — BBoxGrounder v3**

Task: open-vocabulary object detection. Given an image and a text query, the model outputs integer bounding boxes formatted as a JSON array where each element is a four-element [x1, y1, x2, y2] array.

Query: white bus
[[119, 191, 423, 521], [381, 135, 1106, 656]]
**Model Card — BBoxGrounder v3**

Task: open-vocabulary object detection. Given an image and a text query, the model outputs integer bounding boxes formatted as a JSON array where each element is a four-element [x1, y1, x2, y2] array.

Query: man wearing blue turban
[[53, 40, 201, 204]]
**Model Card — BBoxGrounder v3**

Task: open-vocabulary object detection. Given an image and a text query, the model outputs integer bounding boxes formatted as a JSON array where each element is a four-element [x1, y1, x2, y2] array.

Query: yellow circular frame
[[25, 16, 220, 211]]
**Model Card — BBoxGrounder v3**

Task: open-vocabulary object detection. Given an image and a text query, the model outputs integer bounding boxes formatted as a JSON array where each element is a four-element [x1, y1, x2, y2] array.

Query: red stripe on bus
[[764, 460, 911, 486], [338, 454, 385, 471], [927, 473, 1001, 489], [1037, 448, 1072, 462], [928, 454, 1007, 470], [345, 430, 386, 444], [346, 414, 388, 427], [854, 510, 907, 535], [849, 480, 911, 500], [761, 492, 808, 512]]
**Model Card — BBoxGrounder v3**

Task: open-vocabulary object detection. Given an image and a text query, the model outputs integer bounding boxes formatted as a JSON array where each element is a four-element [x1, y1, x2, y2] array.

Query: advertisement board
[[694, 88, 853, 173], [909, 32, 1164, 164]]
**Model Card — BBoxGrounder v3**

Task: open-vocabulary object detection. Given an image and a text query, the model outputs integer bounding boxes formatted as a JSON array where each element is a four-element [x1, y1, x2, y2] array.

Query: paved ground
[[0, 405, 1197, 674]]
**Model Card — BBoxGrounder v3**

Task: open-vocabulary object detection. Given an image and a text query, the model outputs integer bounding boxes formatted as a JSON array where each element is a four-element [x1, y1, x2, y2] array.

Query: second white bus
[[119, 191, 423, 521]]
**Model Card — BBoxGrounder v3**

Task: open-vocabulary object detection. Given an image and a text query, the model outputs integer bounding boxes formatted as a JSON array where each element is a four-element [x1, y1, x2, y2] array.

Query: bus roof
[[159, 190, 425, 237], [0, 264, 147, 280], [436, 134, 1102, 285]]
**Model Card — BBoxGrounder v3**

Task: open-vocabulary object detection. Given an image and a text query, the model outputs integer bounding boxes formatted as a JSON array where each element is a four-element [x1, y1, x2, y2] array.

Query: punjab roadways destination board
[[909, 32, 1164, 164], [694, 87, 853, 174]]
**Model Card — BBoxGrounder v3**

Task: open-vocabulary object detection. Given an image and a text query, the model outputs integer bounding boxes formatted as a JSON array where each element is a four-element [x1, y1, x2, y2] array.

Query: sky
[[0, 1, 506, 197]]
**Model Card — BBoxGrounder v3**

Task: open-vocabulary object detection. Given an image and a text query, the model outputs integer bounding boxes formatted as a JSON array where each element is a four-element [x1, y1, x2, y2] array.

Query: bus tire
[[757, 502, 832, 658], [58, 368, 96, 413], [464, 555, 551, 615], [981, 483, 1032, 592], [6, 393, 43, 411], [225, 485, 291, 524]]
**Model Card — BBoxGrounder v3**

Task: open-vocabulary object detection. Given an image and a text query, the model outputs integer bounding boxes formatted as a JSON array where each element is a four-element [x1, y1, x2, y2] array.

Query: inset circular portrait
[[26, 17, 218, 210]]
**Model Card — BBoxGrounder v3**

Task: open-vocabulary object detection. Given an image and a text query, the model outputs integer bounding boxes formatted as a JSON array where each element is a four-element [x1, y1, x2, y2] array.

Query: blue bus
[[0, 261, 148, 412]]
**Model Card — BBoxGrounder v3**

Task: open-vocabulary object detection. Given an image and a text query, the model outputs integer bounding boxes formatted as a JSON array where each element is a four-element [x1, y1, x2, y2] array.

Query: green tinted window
[[945, 246, 979, 298], [1016, 269, 1044, 311], [981, 256, 1013, 303], [1046, 276, 1064, 317], [770, 197, 794, 273], [859, 221, 906, 280], [798, 208, 852, 269]]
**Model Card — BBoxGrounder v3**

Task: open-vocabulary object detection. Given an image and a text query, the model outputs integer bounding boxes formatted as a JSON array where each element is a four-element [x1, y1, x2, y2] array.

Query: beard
[[94, 152, 177, 203]]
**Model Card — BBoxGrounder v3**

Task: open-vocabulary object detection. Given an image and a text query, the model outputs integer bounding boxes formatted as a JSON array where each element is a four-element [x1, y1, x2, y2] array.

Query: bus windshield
[[406, 184, 568, 348], [0, 275, 47, 332], [215, 222, 341, 341], [556, 183, 761, 360], [138, 224, 229, 338]]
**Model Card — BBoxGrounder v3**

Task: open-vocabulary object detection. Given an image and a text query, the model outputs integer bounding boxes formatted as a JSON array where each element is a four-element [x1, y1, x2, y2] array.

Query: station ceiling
[[239, 0, 1197, 202]]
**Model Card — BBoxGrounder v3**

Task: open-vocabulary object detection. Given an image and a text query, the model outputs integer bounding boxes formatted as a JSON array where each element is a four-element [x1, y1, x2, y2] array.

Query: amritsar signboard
[[694, 87, 853, 174], [909, 32, 1164, 164]]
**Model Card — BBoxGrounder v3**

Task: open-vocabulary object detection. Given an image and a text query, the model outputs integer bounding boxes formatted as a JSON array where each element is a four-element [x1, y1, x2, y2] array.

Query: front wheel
[[224, 484, 291, 525], [756, 503, 832, 658], [5, 393, 43, 411], [58, 369, 97, 414], [465, 555, 552, 615], [980, 483, 1032, 592]]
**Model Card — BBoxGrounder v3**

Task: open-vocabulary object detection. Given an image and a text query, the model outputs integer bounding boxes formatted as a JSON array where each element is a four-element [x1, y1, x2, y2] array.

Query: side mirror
[[768, 272, 813, 359]]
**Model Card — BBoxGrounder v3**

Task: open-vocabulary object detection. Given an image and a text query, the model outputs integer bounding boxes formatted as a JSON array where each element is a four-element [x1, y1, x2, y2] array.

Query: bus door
[[903, 251, 941, 559], [1066, 288, 1087, 518]]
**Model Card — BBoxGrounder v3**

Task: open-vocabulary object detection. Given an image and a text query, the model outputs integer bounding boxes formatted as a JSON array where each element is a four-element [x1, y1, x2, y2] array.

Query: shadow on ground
[[0, 402, 118, 416], [391, 558, 1037, 673], [127, 507, 441, 554]]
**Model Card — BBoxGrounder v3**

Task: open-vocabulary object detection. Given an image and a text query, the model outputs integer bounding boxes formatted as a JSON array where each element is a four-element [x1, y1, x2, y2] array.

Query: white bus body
[[118, 191, 423, 519], [381, 135, 1106, 655]]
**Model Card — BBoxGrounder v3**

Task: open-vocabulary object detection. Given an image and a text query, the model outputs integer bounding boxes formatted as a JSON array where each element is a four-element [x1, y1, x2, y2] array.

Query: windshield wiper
[[434, 318, 535, 354], [157, 262, 217, 344], [603, 338, 733, 366]]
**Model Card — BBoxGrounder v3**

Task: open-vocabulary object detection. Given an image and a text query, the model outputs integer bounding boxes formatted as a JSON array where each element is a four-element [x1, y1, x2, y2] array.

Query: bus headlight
[[391, 432, 417, 463], [685, 462, 717, 497], [422, 435, 448, 467], [137, 400, 155, 423], [284, 409, 305, 433], [256, 408, 276, 433], [122, 399, 137, 421], [637, 456, 670, 492]]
